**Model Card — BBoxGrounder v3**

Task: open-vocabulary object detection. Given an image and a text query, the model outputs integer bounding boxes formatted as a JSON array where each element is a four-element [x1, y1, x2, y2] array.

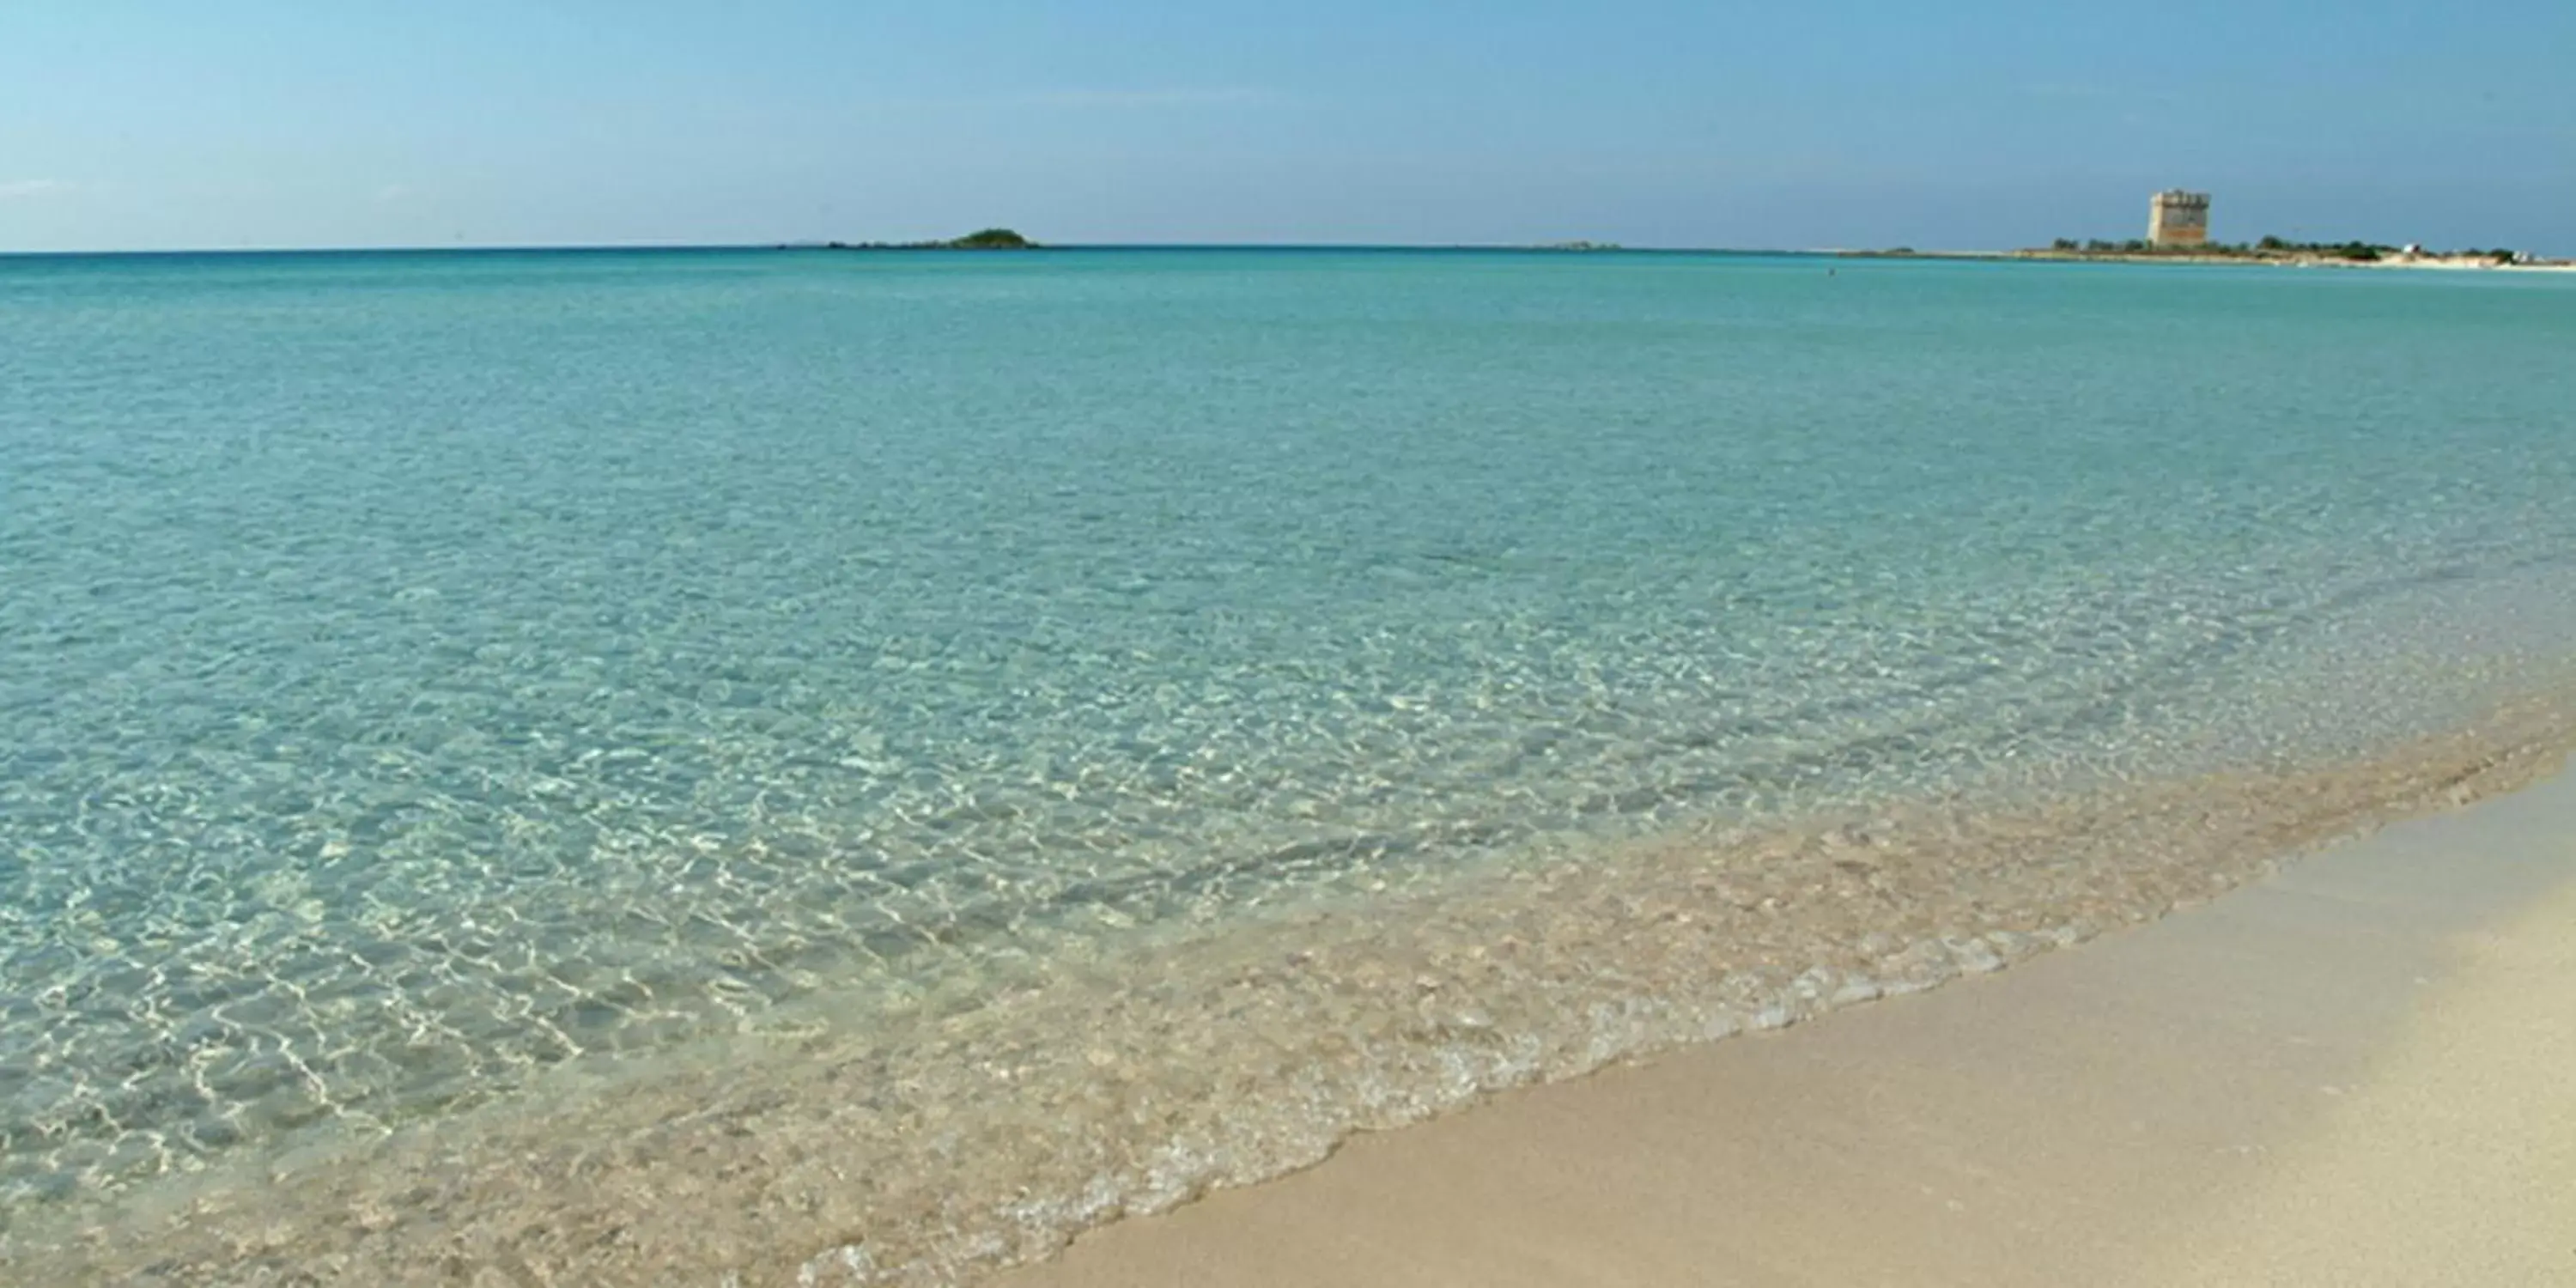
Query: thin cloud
[[1020, 88, 1278, 109], [0, 178, 72, 199], [873, 87, 1284, 114], [374, 184, 415, 204], [2022, 82, 2182, 107]]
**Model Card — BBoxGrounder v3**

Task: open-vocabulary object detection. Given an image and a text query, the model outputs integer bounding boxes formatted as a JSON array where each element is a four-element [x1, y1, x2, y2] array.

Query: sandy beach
[[1000, 769, 2576, 1288]]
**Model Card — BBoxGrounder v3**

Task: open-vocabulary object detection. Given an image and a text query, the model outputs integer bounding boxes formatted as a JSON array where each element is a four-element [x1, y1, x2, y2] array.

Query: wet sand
[[1000, 769, 2576, 1288]]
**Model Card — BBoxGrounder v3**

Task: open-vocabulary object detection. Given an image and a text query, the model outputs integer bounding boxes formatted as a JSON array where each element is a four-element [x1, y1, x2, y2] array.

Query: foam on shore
[[1005, 744, 2576, 1288]]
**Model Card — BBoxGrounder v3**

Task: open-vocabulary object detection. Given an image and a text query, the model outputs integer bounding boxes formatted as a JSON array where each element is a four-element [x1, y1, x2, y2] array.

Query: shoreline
[[1002, 762, 2576, 1288], [9, 698, 2574, 1285], [1830, 247, 2576, 272]]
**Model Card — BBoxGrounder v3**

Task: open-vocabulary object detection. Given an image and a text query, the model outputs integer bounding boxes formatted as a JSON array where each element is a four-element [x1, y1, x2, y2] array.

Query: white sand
[[1000, 772, 2576, 1287]]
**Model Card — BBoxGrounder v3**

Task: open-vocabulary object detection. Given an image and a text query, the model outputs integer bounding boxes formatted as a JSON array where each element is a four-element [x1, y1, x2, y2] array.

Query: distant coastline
[[1836, 243, 2576, 271]]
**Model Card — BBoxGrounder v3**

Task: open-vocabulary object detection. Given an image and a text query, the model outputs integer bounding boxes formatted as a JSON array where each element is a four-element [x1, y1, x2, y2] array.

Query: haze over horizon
[[3, 1, 2570, 256]]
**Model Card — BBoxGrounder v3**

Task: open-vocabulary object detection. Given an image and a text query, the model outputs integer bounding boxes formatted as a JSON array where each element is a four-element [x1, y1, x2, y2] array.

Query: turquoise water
[[4, 250, 2576, 1273]]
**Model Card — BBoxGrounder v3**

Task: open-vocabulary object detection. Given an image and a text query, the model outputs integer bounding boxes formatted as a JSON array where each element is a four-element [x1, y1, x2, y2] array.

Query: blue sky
[[3, 2, 2569, 252]]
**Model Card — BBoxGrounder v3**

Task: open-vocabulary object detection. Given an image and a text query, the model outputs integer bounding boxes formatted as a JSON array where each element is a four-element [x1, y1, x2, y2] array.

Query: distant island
[[794, 228, 1039, 252]]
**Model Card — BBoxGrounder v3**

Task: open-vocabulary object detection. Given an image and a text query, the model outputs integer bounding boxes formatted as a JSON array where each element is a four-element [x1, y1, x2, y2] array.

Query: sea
[[4, 247, 2575, 1285]]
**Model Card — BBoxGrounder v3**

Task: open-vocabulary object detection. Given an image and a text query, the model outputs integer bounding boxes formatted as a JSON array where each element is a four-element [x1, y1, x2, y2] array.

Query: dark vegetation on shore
[[2040, 236, 2518, 264]]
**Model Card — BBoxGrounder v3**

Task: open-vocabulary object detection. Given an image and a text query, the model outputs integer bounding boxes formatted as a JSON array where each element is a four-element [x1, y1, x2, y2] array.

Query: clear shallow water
[[4, 249, 2576, 1279]]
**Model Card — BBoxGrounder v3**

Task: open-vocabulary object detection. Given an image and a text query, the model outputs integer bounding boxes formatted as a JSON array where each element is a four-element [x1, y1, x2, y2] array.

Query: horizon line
[[0, 240, 1853, 259]]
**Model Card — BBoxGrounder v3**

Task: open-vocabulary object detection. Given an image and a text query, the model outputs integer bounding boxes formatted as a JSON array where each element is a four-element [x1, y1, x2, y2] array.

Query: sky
[[2, 2, 2570, 253]]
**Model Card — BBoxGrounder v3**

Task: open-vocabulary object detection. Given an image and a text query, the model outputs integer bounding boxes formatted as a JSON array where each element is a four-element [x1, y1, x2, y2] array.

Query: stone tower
[[2148, 191, 2211, 247]]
